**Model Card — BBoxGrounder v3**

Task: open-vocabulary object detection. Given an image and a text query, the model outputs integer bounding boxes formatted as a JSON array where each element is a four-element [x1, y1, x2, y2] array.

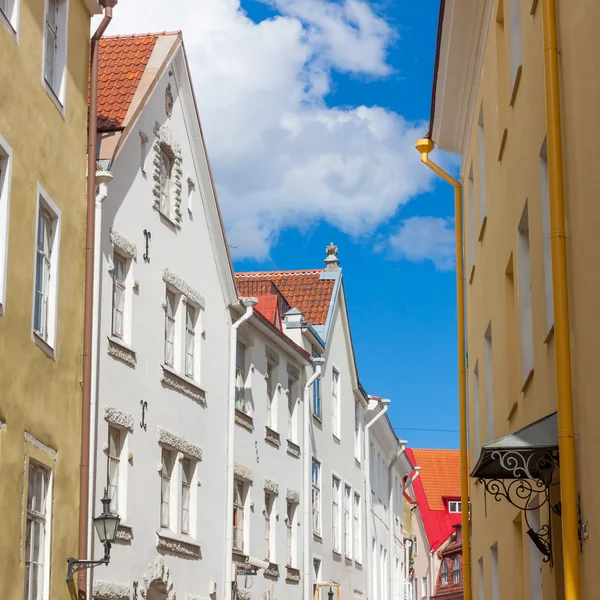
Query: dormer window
[[453, 556, 461, 584], [448, 500, 461, 513], [441, 560, 448, 586]]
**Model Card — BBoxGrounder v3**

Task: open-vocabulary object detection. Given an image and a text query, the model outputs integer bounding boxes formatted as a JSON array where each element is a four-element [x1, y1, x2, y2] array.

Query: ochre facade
[[0, 0, 96, 598]]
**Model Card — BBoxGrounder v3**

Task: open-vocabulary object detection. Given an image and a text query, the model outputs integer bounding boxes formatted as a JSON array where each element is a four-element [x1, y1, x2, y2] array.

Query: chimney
[[324, 242, 340, 271]]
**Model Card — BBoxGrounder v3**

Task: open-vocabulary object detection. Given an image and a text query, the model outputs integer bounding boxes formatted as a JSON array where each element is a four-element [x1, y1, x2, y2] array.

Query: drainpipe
[[415, 138, 470, 600], [224, 298, 258, 600], [79, 1, 116, 593], [364, 397, 390, 600], [388, 442, 407, 600], [541, 3, 580, 598], [86, 170, 113, 595], [303, 356, 324, 600]]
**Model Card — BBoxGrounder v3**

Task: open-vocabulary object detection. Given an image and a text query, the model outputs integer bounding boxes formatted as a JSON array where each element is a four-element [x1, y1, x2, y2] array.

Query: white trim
[[41, 0, 69, 117], [0, 0, 20, 43], [0, 134, 13, 315]]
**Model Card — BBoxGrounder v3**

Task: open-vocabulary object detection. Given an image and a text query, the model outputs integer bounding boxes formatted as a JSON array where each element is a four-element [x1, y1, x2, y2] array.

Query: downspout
[[224, 298, 258, 600], [402, 469, 420, 599], [79, 1, 116, 593], [303, 357, 324, 600], [86, 170, 113, 595], [388, 442, 407, 600], [364, 398, 390, 600], [541, 2, 580, 598], [414, 138, 471, 600]]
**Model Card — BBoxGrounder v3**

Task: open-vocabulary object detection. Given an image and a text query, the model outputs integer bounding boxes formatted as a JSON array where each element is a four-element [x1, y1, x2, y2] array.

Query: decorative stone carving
[[165, 83, 174, 117], [162, 269, 205, 308], [92, 579, 131, 599], [286, 362, 299, 380], [161, 365, 206, 405], [285, 487, 300, 504], [140, 556, 175, 600], [264, 564, 279, 579], [116, 524, 133, 543], [265, 346, 279, 366], [235, 409, 254, 432], [286, 440, 300, 458], [109, 229, 137, 260], [285, 567, 301, 583], [157, 426, 203, 461], [104, 406, 134, 432], [265, 426, 280, 448], [263, 477, 279, 495], [237, 589, 251, 600], [157, 531, 201, 559], [234, 462, 253, 482], [107, 337, 136, 368], [152, 123, 183, 227]]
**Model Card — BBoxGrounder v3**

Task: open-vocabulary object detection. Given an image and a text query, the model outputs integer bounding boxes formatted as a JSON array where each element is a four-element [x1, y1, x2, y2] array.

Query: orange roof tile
[[411, 449, 464, 511], [97, 33, 159, 129], [236, 270, 335, 326]]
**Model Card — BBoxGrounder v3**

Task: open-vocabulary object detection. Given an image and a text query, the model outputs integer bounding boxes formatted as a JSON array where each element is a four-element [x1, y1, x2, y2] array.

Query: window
[[264, 491, 275, 562], [312, 350, 321, 418], [0, 0, 19, 33], [185, 303, 196, 378], [508, 0, 522, 90], [160, 448, 173, 529], [24, 463, 50, 600], [288, 377, 297, 443], [344, 484, 351, 557], [233, 480, 245, 552], [286, 501, 297, 567], [33, 191, 60, 351], [477, 106, 487, 235], [43, 0, 68, 106], [187, 178, 196, 213], [473, 361, 481, 454], [484, 323, 494, 442], [448, 501, 461, 514], [0, 139, 11, 315], [354, 401, 361, 461], [381, 546, 388, 600], [478, 558, 484, 600], [453, 557, 461, 584], [181, 458, 191, 534], [491, 544, 499, 600], [235, 342, 249, 414], [159, 149, 172, 215], [107, 426, 123, 513], [266, 363, 276, 430], [421, 576, 428, 598], [312, 557, 321, 598], [112, 253, 126, 339], [312, 459, 321, 535], [441, 561, 448, 586], [540, 138, 553, 334], [518, 202, 534, 382], [332, 475, 341, 552], [369, 443, 375, 490], [413, 534, 418, 556], [164, 290, 177, 367], [331, 367, 340, 438], [468, 164, 475, 272], [353, 492, 362, 563]]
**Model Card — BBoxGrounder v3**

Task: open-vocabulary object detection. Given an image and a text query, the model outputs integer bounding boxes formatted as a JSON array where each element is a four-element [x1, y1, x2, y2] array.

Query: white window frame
[[312, 349, 322, 419], [312, 458, 321, 536], [181, 457, 192, 535], [286, 500, 297, 567], [264, 490, 275, 562], [159, 149, 173, 216], [164, 289, 178, 367], [0, 136, 12, 315], [331, 474, 341, 553], [343, 483, 352, 559], [0, 0, 19, 38], [518, 202, 534, 383], [354, 401, 361, 462], [453, 557, 461, 584], [160, 447, 174, 529], [235, 341, 250, 415], [448, 501, 461, 514], [107, 425, 127, 516], [111, 252, 128, 340], [421, 576, 427, 598], [42, 0, 69, 112], [31, 186, 61, 356], [331, 366, 340, 439], [287, 376, 298, 443], [353, 491, 362, 563], [441, 560, 448, 587], [233, 479, 246, 553], [184, 301, 197, 378], [266, 362, 277, 431]]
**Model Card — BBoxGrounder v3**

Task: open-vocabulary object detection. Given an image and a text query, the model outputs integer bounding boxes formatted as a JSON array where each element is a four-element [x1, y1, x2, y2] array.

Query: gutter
[[79, 1, 116, 593], [224, 298, 258, 600], [426, 0, 447, 139]]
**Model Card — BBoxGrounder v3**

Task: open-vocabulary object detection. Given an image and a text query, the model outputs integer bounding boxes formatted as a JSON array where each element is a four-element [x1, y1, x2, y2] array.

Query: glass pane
[[24, 563, 30, 600], [186, 304, 195, 329], [108, 428, 120, 456], [182, 460, 190, 485], [181, 506, 189, 533], [45, 30, 56, 86], [114, 257, 124, 283], [33, 520, 44, 563], [166, 292, 175, 317], [161, 450, 170, 476], [25, 519, 32, 558]]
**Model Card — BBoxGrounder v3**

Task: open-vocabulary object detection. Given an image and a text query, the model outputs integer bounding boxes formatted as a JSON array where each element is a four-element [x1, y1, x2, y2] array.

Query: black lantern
[[328, 586, 334, 600], [67, 489, 120, 580]]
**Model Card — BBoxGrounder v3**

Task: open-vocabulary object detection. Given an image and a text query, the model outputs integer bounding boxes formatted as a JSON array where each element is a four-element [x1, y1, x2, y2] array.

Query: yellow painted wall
[[459, 1, 600, 599], [0, 0, 92, 597]]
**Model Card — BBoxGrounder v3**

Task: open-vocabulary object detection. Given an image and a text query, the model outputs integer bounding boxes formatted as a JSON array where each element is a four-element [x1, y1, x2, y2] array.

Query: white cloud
[[389, 216, 455, 271], [98, 0, 434, 259]]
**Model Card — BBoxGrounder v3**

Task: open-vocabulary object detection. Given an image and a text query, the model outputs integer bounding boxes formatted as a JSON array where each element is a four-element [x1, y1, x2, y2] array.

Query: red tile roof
[[97, 33, 160, 129], [255, 295, 281, 329], [406, 448, 466, 551], [236, 270, 334, 326]]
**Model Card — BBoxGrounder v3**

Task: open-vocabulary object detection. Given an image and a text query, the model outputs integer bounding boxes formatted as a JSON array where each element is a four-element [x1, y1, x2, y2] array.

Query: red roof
[[406, 448, 466, 551], [255, 295, 281, 330], [236, 270, 334, 325], [97, 33, 160, 129]]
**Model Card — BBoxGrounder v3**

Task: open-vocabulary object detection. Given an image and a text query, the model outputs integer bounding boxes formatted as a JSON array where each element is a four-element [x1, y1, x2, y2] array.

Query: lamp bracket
[[66, 544, 111, 581]]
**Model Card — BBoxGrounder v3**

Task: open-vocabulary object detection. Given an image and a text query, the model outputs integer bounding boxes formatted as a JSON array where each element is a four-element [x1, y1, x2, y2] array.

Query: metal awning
[[471, 412, 558, 481]]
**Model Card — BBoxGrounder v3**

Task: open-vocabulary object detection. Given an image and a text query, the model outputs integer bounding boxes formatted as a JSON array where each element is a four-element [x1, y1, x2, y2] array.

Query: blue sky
[[107, 0, 458, 448]]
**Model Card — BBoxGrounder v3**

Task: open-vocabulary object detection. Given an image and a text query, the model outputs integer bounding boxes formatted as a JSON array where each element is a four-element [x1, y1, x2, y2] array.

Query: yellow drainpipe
[[542, 1, 580, 598], [414, 138, 471, 600]]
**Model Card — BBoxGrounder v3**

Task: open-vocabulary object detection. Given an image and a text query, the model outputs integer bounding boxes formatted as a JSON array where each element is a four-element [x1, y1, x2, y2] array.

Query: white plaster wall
[[410, 514, 432, 600], [232, 319, 307, 600], [91, 47, 233, 600]]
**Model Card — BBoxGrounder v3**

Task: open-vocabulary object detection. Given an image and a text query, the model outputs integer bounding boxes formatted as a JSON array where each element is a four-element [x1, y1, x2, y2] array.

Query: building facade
[[0, 0, 101, 598], [89, 32, 238, 599]]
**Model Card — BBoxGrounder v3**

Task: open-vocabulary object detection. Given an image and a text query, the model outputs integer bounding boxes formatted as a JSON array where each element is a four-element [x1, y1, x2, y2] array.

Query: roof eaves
[[426, 0, 447, 140]]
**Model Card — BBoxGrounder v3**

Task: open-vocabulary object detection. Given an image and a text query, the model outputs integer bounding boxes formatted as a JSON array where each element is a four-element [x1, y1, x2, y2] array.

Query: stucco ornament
[[104, 405, 134, 432], [165, 83, 174, 117], [107, 337, 136, 367], [285, 487, 300, 504], [140, 556, 176, 600], [157, 426, 203, 461], [152, 123, 183, 227], [326, 242, 339, 256], [234, 461, 253, 482], [109, 229, 137, 260], [286, 362, 299, 380], [265, 346, 279, 366], [161, 365, 206, 404], [156, 531, 201, 559], [162, 269, 205, 309], [237, 589, 251, 600], [263, 477, 279, 495], [92, 579, 131, 599]]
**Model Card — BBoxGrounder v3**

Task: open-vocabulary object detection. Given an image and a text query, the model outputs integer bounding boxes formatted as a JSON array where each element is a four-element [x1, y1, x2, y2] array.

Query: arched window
[[441, 560, 448, 586], [453, 556, 461, 584]]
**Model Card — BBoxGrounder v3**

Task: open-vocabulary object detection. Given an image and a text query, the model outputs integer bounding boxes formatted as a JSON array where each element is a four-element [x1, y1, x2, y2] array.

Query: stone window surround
[[152, 122, 183, 227]]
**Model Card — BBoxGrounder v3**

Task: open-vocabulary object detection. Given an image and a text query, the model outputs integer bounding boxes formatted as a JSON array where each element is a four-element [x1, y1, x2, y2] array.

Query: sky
[[98, 0, 459, 449]]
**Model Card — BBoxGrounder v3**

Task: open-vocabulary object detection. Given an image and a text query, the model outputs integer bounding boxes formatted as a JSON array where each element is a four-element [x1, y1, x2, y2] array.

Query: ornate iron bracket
[[66, 544, 110, 580], [143, 229, 151, 263], [140, 400, 148, 431]]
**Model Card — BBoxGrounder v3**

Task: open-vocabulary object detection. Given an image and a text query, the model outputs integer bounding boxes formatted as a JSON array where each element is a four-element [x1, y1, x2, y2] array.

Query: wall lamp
[[67, 489, 120, 581]]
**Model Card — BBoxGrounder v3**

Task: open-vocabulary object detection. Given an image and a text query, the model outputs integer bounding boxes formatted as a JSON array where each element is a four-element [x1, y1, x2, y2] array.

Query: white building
[[89, 32, 237, 600]]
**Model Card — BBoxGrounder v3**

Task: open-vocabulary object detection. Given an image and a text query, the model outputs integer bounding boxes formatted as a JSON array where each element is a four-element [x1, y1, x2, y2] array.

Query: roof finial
[[325, 242, 340, 271]]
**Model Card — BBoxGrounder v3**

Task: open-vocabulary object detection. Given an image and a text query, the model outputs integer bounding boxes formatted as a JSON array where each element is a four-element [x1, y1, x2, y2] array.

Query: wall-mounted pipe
[[388, 442, 407, 600], [415, 137, 471, 600]]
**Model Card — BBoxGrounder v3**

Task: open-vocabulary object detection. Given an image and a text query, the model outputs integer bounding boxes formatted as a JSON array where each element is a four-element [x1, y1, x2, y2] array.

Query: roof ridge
[[235, 269, 323, 277], [102, 31, 181, 40]]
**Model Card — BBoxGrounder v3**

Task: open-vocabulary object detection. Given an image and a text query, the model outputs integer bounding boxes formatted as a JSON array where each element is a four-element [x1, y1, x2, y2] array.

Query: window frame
[[160, 448, 173, 529], [0, 0, 19, 38], [264, 490, 275, 562], [111, 252, 127, 339], [453, 556, 461, 584], [343, 483, 352, 559], [159, 148, 173, 216], [266, 362, 276, 430], [286, 500, 297, 567], [354, 401, 361, 462], [107, 425, 122, 513], [42, 0, 69, 111], [184, 301, 196, 378], [331, 366, 340, 439], [287, 376, 297, 443], [181, 457, 192, 535], [0, 136, 12, 316], [448, 500, 462, 514], [331, 474, 341, 553], [312, 349, 322, 419], [312, 458, 321, 536], [233, 479, 246, 553], [235, 341, 249, 414], [353, 491, 362, 563]]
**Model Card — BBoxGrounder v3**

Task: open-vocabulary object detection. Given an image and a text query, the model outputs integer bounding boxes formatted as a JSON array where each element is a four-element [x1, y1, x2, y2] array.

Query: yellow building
[[423, 1, 600, 599], [0, 0, 101, 598]]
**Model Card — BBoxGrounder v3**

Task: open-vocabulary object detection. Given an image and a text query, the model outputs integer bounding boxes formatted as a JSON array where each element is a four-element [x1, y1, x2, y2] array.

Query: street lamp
[[328, 586, 334, 600], [67, 489, 120, 580]]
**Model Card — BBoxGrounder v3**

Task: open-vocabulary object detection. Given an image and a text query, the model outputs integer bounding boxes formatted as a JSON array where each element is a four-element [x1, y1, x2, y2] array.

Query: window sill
[[265, 426, 281, 448], [156, 529, 201, 559], [235, 408, 254, 432], [264, 563, 280, 578], [469, 264, 475, 285], [156, 207, 180, 230], [43, 79, 65, 119], [544, 324, 555, 345], [161, 364, 206, 405], [313, 532, 323, 542], [510, 65, 523, 107], [115, 522, 134, 544], [521, 368, 534, 394], [332, 548, 342, 557], [332, 434, 341, 444], [33, 331, 56, 360], [312, 414, 322, 424], [531, 0, 539, 15], [478, 216, 487, 242], [497, 128, 508, 162], [107, 336, 137, 368], [285, 566, 301, 582], [286, 439, 301, 458]]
